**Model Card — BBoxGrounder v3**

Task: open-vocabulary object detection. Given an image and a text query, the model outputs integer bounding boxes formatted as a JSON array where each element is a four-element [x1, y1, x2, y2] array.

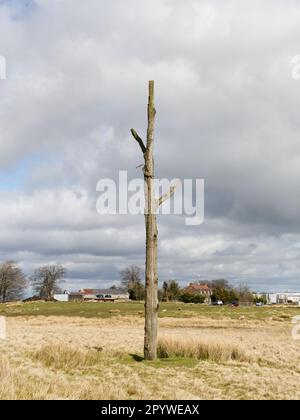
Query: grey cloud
[[0, 0, 300, 290]]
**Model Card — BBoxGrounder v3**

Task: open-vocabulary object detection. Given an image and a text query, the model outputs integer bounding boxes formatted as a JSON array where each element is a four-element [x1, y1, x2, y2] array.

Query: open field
[[0, 302, 300, 400], [1, 300, 300, 320]]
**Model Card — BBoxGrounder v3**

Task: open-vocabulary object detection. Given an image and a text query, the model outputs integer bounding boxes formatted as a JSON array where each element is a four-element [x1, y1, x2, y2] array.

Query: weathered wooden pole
[[131, 81, 175, 360], [143, 80, 158, 360]]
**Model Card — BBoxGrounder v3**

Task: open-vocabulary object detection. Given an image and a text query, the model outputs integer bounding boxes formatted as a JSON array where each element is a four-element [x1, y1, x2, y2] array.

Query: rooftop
[[185, 283, 212, 293], [79, 288, 128, 295]]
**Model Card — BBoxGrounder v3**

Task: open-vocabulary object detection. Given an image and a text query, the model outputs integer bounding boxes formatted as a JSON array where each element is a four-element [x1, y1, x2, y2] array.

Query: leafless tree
[[31, 264, 66, 300], [120, 265, 145, 300], [121, 265, 143, 288], [0, 260, 27, 302], [131, 81, 176, 359]]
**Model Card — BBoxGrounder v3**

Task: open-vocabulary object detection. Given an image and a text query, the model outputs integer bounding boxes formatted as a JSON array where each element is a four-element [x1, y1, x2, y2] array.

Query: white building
[[255, 292, 300, 305], [79, 288, 130, 301], [53, 294, 69, 302], [54, 289, 130, 302], [286, 294, 300, 303]]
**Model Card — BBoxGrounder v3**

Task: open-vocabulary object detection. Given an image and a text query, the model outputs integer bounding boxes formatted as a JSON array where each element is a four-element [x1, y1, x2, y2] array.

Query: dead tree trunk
[[131, 81, 175, 360]]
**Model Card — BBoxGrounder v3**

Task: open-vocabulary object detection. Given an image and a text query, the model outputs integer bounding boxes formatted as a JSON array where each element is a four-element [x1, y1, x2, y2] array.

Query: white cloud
[[0, 0, 300, 290]]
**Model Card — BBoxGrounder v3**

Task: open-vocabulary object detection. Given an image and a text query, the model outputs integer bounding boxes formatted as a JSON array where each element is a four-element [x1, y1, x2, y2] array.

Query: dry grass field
[[0, 302, 300, 400]]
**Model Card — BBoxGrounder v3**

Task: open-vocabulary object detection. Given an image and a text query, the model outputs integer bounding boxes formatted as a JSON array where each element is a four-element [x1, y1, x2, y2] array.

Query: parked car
[[231, 301, 239, 307], [95, 294, 114, 302], [212, 300, 223, 306]]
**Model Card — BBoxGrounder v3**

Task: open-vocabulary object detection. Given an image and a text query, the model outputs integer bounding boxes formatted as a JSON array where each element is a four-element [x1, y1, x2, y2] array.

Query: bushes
[[211, 288, 239, 305], [254, 296, 267, 305], [162, 280, 181, 302], [178, 293, 205, 304]]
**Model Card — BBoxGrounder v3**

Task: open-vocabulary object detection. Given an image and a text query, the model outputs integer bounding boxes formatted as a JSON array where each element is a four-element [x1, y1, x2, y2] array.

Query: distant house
[[54, 289, 130, 302], [184, 283, 212, 303], [79, 288, 130, 301]]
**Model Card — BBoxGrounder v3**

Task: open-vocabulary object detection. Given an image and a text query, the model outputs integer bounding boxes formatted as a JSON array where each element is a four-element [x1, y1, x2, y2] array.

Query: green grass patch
[[124, 353, 198, 368], [0, 301, 299, 320]]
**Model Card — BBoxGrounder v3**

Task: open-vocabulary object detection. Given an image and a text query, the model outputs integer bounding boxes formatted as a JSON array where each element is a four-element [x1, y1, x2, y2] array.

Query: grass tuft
[[32, 345, 104, 371], [157, 336, 250, 363]]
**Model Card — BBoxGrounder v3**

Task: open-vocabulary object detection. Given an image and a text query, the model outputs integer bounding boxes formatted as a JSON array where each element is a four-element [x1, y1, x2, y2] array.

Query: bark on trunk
[[130, 81, 175, 360], [143, 81, 158, 360]]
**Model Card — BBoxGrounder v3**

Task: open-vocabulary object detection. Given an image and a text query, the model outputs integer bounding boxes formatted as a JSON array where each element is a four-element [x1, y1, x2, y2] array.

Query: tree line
[[0, 261, 66, 302], [0, 261, 256, 305], [120, 266, 256, 304]]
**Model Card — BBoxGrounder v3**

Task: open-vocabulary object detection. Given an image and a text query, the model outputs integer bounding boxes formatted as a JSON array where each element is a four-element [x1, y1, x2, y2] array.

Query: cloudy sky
[[1, 0, 300, 292]]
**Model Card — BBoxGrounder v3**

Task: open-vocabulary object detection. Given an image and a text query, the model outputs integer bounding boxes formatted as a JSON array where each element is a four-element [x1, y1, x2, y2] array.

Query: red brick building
[[184, 283, 212, 303]]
